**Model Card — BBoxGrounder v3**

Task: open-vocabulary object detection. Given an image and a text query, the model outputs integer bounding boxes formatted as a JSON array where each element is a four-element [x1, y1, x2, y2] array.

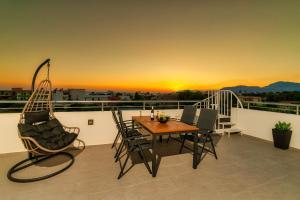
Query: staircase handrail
[[193, 90, 243, 109]]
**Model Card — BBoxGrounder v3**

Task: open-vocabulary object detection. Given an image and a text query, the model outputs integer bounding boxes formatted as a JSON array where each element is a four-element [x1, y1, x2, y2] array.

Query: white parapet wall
[[0, 109, 182, 154], [231, 108, 300, 149]]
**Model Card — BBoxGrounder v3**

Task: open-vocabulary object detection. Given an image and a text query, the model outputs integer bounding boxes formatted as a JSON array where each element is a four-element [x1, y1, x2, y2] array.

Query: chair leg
[[111, 130, 121, 149], [179, 134, 186, 154], [114, 139, 123, 158], [115, 145, 125, 162], [209, 135, 218, 160], [198, 139, 206, 164], [115, 141, 125, 162], [138, 146, 152, 174], [137, 151, 143, 160], [166, 134, 171, 143], [118, 152, 130, 179], [114, 140, 123, 158]]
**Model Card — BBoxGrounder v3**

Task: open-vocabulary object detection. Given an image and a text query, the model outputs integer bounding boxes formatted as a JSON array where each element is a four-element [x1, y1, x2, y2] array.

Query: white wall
[[232, 108, 300, 149], [4, 108, 300, 154], [0, 109, 182, 154]]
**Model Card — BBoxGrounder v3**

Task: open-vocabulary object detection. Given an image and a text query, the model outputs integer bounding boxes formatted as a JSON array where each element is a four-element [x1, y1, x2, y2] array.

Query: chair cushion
[[18, 119, 78, 150], [35, 133, 77, 150], [18, 123, 40, 137], [35, 118, 62, 132], [47, 118, 62, 129], [18, 123, 34, 133], [25, 110, 50, 124], [35, 122, 52, 132]]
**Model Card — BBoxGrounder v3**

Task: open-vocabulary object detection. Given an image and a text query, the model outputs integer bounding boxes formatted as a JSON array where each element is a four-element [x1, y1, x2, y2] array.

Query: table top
[[132, 116, 199, 135]]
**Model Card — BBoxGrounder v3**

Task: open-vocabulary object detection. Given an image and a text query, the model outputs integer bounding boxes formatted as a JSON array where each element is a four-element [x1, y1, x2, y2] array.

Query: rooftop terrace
[[1, 90, 300, 200], [1, 135, 300, 200]]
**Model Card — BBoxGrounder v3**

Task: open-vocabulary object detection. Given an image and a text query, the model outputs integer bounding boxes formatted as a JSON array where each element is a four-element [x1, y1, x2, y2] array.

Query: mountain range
[[222, 81, 300, 93]]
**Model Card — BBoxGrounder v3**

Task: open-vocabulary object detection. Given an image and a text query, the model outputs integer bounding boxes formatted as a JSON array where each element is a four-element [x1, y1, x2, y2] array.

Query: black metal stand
[[7, 152, 74, 183]]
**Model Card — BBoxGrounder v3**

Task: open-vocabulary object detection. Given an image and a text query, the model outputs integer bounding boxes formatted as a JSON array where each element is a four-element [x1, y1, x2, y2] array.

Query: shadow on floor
[[26, 139, 86, 167], [129, 134, 222, 165]]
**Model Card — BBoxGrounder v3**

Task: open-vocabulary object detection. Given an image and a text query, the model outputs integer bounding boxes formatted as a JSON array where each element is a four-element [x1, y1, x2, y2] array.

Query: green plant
[[274, 121, 292, 132], [157, 112, 170, 123]]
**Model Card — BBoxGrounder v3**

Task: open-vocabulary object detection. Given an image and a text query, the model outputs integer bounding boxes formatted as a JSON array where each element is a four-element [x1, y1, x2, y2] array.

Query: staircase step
[[219, 122, 235, 126], [218, 114, 230, 119], [224, 128, 243, 138], [224, 128, 242, 133], [215, 129, 225, 134]]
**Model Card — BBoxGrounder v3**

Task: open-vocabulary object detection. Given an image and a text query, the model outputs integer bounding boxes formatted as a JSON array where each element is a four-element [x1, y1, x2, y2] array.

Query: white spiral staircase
[[194, 90, 244, 137]]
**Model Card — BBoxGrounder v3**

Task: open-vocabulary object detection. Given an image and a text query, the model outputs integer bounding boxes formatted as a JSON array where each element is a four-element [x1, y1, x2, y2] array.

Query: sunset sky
[[0, 0, 300, 92]]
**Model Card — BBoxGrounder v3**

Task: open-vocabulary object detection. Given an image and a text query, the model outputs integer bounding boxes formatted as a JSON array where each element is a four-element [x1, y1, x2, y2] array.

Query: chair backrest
[[196, 109, 218, 131], [115, 109, 129, 139], [116, 108, 122, 120], [111, 108, 122, 132], [111, 108, 119, 126], [180, 105, 197, 125]]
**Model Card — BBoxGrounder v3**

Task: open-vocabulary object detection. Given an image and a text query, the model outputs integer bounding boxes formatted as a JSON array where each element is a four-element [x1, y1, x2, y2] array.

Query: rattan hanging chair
[[7, 59, 81, 183]]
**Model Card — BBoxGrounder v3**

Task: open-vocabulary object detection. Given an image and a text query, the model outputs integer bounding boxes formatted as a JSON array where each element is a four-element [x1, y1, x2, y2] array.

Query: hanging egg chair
[[7, 59, 81, 183]]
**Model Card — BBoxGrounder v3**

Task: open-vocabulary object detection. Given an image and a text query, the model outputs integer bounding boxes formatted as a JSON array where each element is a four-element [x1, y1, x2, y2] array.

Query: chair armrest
[[19, 136, 41, 150], [123, 120, 132, 124], [129, 138, 150, 145], [124, 134, 148, 141], [124, 136, 141, 141], [140, 134, 151, 137], [19, 136, 62, 153], [125, 124, 140, 128]]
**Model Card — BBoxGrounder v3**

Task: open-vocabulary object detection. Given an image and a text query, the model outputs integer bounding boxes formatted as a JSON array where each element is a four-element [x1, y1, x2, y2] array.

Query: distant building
[[0, 88, 31, 100], [119, 95, 131, 101], [85, 91, 112, 101], [68, 89, 86, 101], [52, 89, 64, 101], [12, 88, 31, 100], [0, 90, 13, 100]]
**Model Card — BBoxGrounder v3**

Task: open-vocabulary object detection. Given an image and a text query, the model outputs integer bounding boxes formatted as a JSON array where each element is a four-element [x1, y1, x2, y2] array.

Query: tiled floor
[[1, 135, 300, 200]]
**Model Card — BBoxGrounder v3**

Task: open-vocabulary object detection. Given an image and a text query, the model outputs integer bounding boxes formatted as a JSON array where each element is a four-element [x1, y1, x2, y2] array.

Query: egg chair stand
[[7, 59, 81, 183], [7, 152, 74, 183]]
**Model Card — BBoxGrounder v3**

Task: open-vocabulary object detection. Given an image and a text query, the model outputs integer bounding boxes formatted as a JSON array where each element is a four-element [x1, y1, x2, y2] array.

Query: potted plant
[[272, 121, 292, 150]]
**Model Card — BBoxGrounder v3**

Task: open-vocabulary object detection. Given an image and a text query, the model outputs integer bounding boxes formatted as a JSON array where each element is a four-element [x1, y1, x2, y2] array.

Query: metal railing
[[0, 100, 199, 113], [244, 101, 300, 115], [2, 97, 299, 116]]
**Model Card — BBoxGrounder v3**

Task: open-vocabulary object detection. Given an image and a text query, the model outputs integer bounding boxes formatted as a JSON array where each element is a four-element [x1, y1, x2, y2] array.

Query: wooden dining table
[[132, 116, 199, 177]]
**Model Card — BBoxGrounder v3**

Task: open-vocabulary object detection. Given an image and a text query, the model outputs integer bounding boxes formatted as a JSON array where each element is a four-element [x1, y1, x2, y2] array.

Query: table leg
[[193, 132, 198, 169], [152, 134, 157, 177]]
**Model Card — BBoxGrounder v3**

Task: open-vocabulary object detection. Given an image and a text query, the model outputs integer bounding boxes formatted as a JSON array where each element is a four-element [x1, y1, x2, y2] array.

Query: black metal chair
[[116, 110, 152, 179], [167, 105, 197, 143], [112, 108, 144, 162], [179, 108, 218, 161]]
